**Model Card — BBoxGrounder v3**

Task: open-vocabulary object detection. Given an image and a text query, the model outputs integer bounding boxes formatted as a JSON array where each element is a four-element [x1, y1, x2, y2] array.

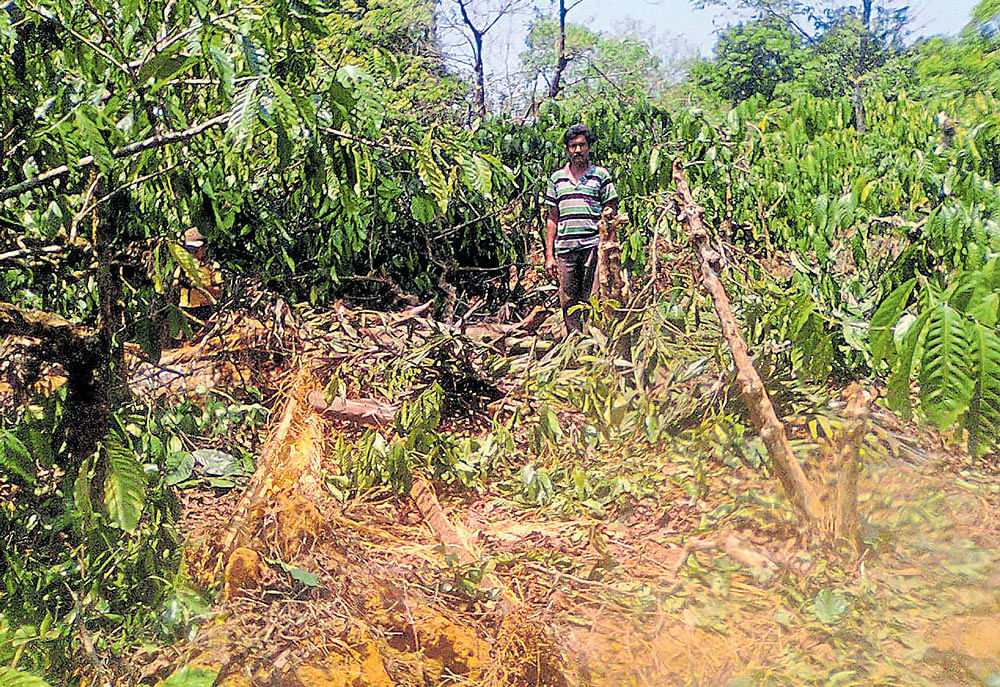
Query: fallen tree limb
[[410, 477, 478, 566], [672, 159, 825, 523], [670, 533, 780, 580], [306, 390, 397, 427], [408, 478, 521, 615]]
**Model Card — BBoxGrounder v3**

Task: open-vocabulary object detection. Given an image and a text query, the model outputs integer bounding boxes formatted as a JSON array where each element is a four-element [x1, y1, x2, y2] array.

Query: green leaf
[[968, 322, 1000, 455], [268, 558, 320, 586], [148, 55, 200, 95], [191, 448, 240, 476], [0, 666, 54, 687], [887, 311, 929, 417], [167, 240, 205, 287], [74, 452, 95, 525], [0, 432, 35, 484], [160, 666, 218, 687], [811, 589, 848, 624], [227, 79, 260, 144], [538, 404, 563, 443], [870, 278, 917, 368], [410, 195, 436, 224], [102, 440, 146, 531], [416, 132, 450, 214], [241, 34, 269, 75], [649, 145, 661, 177], [166, 452, 195, 486], [268, 78, 297, 131], [0, 11, 16, 46], [457, 152, 492, 198], [75, 109, 113, 172], [136, 45, 189, 88], [918, 303, 975, 428], [210, 47, 236, 99]]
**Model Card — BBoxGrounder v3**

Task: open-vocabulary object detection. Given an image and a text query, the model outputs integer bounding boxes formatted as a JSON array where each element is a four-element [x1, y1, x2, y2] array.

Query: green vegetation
[[3, 0, 1000, 682]]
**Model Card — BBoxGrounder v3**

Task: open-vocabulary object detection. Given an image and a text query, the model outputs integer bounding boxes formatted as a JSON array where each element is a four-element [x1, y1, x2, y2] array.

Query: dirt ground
[[126, 312, 1000, 687]]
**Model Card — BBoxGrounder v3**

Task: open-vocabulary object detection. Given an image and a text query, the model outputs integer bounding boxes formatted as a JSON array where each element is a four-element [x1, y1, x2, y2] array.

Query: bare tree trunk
[[547, 0, 569, 99], [672, 159, 825, 524], [853, 0, 872, 133], [472, 33, 486, 118], [852, 80, 866, 134], [457, 0, 487, 118]]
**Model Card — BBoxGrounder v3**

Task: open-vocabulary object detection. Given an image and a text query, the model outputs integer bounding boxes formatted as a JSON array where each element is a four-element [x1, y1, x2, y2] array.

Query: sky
[[563, 0, 980, 55], [445, 0, 984, 96]]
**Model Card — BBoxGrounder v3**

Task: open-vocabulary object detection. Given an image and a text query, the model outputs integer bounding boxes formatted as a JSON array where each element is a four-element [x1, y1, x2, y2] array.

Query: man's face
[[567, 135, 590, 166]]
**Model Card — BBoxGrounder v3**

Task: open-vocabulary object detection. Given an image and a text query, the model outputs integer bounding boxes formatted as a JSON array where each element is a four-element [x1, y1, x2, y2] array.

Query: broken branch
[[672, 159, 825, 523]]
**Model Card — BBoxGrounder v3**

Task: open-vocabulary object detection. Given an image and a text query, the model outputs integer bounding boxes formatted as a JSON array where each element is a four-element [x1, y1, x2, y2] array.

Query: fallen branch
[[409, 477, 519, 611], [306, 390, 397, 427], [672, 159, 825, 523], [670, 533, 780, 580]]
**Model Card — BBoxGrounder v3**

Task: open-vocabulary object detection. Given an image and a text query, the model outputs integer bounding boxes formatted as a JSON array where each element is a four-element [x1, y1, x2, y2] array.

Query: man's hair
[[564, 123, 595, 147]]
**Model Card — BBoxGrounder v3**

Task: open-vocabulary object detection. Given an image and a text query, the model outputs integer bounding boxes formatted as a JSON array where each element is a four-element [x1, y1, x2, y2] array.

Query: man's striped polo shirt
[[544, 165, 618, 254]]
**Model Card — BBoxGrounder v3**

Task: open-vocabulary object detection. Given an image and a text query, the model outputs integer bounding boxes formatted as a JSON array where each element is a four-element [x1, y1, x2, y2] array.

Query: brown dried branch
[[306, 390, 397, 428], [671, 159, 825, 523]]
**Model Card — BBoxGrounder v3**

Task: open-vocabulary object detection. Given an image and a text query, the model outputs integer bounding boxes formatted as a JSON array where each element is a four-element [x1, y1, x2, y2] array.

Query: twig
[[0, 245, 64, 262], [68, 587, 115, 687]]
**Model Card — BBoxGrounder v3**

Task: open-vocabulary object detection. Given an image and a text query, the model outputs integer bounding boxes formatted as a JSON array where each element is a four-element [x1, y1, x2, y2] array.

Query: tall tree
[[691, 0, 909, 114], [521, 18, 680, 108], [547, 0, 585, 98], [689, 16, 807, 102]]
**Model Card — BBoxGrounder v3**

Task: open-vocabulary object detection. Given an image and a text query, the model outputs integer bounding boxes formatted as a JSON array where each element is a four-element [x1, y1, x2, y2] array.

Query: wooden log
[[672, 159, 825, 523], [307, 390, 397, 427], [410, 477, 517, 609]]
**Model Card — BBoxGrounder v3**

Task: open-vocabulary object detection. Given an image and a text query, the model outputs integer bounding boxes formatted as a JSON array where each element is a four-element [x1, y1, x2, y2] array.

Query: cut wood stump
[[185, 366, 572, 687], [833, 383, 873, 547], [591, 208, 629, 305]]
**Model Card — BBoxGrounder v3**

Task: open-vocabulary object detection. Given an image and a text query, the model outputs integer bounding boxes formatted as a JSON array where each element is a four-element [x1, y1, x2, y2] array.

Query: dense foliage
[[3, 0, 1000, 681]]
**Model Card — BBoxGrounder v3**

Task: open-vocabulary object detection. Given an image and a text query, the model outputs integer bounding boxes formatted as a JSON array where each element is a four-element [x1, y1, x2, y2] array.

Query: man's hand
[[545, 254, 557, 280]]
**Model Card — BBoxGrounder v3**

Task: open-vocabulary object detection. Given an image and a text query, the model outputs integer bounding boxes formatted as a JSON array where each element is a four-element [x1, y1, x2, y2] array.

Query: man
[[176, 227, 222, 325], [544, 123, 619, 335]]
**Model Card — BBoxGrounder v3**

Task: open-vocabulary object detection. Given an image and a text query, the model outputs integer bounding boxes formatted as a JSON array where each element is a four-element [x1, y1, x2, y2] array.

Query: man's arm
[[545, 206, 559, 279]]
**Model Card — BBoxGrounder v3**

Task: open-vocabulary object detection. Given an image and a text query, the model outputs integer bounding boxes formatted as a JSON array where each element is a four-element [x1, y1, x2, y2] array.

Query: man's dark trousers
[[556, 245, 598, 334]]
